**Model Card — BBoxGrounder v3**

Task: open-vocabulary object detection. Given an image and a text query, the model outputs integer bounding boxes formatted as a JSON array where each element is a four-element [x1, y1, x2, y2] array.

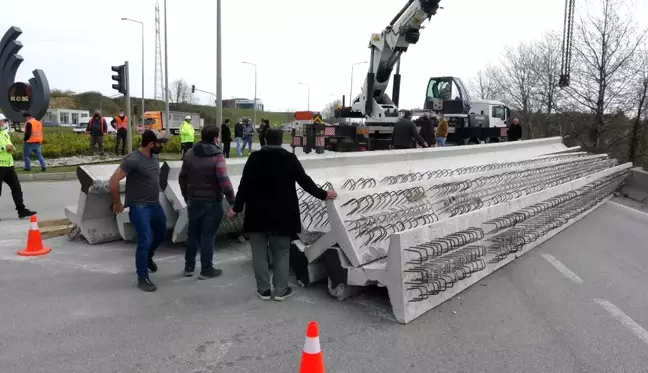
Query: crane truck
[[290, 0, 511, 153]]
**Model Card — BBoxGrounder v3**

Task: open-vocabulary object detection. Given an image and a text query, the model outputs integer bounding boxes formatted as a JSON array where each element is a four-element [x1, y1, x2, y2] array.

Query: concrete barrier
[[316, 160, 629, 323], [619, 167, 648, 203], [65, 163, 176, 244]]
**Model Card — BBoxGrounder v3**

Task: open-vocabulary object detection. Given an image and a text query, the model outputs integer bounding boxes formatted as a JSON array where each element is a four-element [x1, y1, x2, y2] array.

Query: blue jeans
[[23, 143, 46, 170], [436, 136, 447, 147], [129, 203, 167, 279], [242, 136, 253, 152], [235, 137, 242, 156], [185, 199, 224, 271]]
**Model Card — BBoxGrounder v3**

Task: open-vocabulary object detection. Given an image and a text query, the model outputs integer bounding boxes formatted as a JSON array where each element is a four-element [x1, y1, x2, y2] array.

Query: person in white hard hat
[[179, 115, 195, 157], [0, 113, 37, 221]]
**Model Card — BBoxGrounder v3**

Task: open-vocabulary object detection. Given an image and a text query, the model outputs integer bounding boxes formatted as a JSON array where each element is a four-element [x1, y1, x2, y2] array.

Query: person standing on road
[[391, 110, 428, 149], [111, 110, 129, 155], [110, 130, 169, 292], [227, 128, 337, 301], [221, 119, 232, 158], [417, 115, 437, 148], [258, 119, 270, 146], [86, 110, 108, 156], [242, 120, 254, 153], [234, 121, 244, 157], [507, 118, 522, 141], [178, 124, 236, 279], [180, 115, 195, 157], [436, 118, 449, 147], [0, 113, 36, 221], [22, 112, 47, 172]]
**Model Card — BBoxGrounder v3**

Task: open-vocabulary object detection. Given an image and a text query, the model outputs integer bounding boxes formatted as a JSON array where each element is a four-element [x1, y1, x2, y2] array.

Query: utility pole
[[163, 0, 170, 136], [124, 61, 133, 153], [216, 0, 223, 127]]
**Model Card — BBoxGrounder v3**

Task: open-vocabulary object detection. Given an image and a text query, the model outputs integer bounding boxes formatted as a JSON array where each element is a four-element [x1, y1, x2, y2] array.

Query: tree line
[[467, 0, 647, 167]]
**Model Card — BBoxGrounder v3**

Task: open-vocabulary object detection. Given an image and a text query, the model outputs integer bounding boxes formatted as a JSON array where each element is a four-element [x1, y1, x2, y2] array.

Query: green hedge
[[9, 127, 182, 159]]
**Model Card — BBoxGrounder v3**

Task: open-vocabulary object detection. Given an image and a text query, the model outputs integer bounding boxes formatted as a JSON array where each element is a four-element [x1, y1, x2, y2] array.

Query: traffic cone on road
[[17, 215, 51, 257], [299, 321, 324, 373]]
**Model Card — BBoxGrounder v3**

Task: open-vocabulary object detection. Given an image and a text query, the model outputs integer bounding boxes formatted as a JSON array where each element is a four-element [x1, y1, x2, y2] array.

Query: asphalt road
[[1, 181, 648, 372]]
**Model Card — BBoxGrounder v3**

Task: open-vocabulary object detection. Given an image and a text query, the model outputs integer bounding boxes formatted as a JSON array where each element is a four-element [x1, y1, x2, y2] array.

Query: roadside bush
[[9, 127, 182, 159]]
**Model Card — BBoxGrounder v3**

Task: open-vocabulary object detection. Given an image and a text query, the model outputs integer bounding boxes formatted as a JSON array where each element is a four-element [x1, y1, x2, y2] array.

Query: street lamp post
[[163, 0, 170, 136], [350, 61, 368, 108], [216, 0, 223, 127], [121, 17, 145, 125], [299, 82, 310, 111], [242, 62, 257, 125]]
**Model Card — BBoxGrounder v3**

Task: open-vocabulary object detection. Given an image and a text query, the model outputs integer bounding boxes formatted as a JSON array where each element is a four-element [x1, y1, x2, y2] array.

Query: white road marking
[[541, 253, 584, 284], [594, 298, 648, 346]]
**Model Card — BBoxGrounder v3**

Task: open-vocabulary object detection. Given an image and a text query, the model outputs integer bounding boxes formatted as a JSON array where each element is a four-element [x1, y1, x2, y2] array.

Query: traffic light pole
[[124, 61, 133, 153]]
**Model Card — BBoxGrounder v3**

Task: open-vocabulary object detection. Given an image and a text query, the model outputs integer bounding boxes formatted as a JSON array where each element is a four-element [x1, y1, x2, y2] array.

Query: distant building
[[43, 108, 90, 126], [223, 98, 264, 111]]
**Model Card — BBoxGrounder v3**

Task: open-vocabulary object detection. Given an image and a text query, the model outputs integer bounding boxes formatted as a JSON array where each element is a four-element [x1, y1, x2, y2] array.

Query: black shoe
[[23, 168, 30, 172], [41, 168, 46, 172], [147, 258, 158, 273], [199, 267, 223, 280], [184, 266, 195, 277], [138, 278, 157, 292], [256, 289, 272, 300], [18, 209, 36, 219], [274, 287, 293, 301]]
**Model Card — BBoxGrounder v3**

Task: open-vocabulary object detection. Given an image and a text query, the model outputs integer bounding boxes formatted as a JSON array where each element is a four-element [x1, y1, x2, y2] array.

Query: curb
[[18, 172, 77, 182]]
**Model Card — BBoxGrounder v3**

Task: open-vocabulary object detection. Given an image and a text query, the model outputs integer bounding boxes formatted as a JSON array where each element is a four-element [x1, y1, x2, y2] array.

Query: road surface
[[1, 182, 648, 372]]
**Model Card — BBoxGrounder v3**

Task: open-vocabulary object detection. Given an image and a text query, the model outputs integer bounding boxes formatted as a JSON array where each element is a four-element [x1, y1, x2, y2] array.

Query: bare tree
[[566, 0, 647, 153], [467, 66, 500, 100], [629, 49, 648, 163], [492, 42, 542, 138], [530, 32, 565, 137], [169, 78, 195, 104], [322, 99, 342, 120]]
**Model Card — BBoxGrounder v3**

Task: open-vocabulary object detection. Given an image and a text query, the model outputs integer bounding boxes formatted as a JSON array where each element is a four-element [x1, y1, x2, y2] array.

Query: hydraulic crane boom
[[351, 0, 441, 122]]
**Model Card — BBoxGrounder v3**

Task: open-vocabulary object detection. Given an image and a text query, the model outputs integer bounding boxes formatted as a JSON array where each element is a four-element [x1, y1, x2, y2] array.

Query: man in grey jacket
[[391, 110, 428, 149]]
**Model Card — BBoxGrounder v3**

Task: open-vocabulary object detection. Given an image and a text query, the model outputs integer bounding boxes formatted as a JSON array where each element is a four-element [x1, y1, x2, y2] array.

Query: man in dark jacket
[[391, 110, 428, 149], [258, 119, 270, 146], [221, 119, 232, 158], [507, 118, 522, 141], [416, 115, 437, 147], [234, 121, 244, 156], [86, 110, 108, 155], [227, 128, 337, 301], [179, 124, 236, 279]]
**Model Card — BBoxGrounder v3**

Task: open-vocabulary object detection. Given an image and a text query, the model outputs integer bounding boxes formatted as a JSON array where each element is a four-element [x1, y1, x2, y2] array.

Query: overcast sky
[[2, 0, 647, 113]]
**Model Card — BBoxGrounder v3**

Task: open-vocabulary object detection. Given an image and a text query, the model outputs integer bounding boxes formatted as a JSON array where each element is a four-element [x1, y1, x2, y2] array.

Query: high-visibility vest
[[0, 130, 14, 167], [114, 115, 128, 130], [26, 119, 43, 143]]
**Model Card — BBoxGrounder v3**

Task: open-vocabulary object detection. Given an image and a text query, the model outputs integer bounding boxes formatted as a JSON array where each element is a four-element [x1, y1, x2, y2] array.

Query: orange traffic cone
[[299, 321, 324, 373], [17, 215, 51, 257]]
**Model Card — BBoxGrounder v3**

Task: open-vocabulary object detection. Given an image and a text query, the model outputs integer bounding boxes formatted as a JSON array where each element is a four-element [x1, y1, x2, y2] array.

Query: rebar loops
[[404, 228, 486, 302], [298, 182, 334, 231]]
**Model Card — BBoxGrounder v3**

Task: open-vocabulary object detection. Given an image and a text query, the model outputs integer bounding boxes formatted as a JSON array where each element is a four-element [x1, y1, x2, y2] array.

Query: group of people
[[109, 125, 336, 298], [391, 110, 523, 149], [219, 118, 271, 158], [84, 109, 131, 156], [391, 110, 449, 149]]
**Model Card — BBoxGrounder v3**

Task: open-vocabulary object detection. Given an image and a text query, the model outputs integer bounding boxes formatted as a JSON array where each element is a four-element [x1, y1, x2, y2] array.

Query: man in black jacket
[[391, 110, 428, 149], [258, 119, 270, 146], [416, 115, 437, 147], [507, 118, 522, 141], [234, 121, 244, 156], [86, 110, 108, 155], [179, 125, 236, 279], [227, 128, 337, 301], [221, 119, 232, 158]]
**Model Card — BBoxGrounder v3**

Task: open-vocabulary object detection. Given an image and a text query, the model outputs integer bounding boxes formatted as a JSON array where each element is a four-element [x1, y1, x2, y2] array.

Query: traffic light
[[111, 64, 127, 94], [191, 85, 195, 93]]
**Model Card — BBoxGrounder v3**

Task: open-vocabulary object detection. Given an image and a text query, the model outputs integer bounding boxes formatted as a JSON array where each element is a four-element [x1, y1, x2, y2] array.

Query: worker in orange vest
[[22, 112, 47, 172], [111, 109, 129, 155]]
